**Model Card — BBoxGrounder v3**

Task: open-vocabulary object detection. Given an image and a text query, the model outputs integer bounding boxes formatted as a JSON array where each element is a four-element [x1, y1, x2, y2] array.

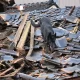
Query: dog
[[48, 0, 59, 8], [31, 17, 56, 53]]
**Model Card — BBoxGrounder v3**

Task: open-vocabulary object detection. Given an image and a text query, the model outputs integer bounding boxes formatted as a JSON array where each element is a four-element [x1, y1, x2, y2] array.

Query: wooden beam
[[17, 21, 31, 50], [27, 25, 35, 56], [13, 13, 28, 47]]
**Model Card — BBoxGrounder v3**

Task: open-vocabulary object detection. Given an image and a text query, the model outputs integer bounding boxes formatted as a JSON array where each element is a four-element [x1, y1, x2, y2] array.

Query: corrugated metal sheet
[[15, 0, 48, 4], [58, 0, 80, 8]]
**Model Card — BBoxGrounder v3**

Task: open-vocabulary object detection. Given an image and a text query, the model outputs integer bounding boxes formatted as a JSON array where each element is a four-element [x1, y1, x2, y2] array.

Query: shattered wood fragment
[[0, 66, 14, 76], [12, 58, 24, 64], [9, 63, 25, 77], [68, 6, 75, 16], [5, 62, 15, 71], [0, 63, 25, 78], [0, 58, 25, 78], [17, 20, 31, 51], [27, 25, 35, 56], [13, 13, 29, 47]]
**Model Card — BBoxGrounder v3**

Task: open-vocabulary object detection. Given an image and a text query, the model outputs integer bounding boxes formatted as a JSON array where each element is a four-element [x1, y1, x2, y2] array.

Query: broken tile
[[53, 27, 69, 37], [65, 16, 79, 23], [61, 65, 80, 74], [55, 36, 67, 48], [26, 51, 43, 62], [35, 29, 42, 36], [65, 57, 80, 65], [0, 14, 11, 21], [1, 55, 13, 61], [7, 34, 15, 41], [69, 33, 77, 39], [38, 73, 55, 79]]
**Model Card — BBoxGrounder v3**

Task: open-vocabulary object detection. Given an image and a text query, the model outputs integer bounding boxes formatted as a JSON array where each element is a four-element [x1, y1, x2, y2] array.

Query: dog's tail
[[31, 19, 40, 27]]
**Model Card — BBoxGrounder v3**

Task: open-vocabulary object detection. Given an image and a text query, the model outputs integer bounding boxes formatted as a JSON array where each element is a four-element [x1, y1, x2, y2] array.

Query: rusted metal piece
[[27, 25, 35, 56]]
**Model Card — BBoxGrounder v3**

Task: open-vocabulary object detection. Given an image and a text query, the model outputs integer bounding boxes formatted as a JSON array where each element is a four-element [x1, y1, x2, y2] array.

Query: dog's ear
[[31, 19, 40, 27]]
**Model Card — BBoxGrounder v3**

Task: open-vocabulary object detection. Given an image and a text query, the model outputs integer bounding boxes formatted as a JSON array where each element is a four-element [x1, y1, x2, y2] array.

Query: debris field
[[0, 1, 80, 80]]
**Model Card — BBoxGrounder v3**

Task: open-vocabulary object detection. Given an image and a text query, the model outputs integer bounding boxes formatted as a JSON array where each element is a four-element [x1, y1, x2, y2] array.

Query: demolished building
[[0, 0, 80, 80]]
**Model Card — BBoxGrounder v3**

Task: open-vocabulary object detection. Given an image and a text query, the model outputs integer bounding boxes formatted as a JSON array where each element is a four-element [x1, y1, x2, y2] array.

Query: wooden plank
[[0, 63, 25, 78], [27, 25, 35, 56], [0, 67, 13, 76], [13, 13, 29, 47], [17, 21, 31, 50]]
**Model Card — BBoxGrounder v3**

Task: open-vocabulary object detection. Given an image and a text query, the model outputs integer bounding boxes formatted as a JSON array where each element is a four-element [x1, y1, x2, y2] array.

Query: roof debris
[[0, 0, 80, 80]]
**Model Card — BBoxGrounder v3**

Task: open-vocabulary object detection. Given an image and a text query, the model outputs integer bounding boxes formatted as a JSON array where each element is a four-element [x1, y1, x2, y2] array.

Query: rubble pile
[[0, 2, 80, 80], [6, 0, 59, 13]]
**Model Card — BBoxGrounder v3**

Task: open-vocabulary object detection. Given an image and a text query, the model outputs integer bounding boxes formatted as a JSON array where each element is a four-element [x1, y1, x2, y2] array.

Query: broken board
[[27, 25, 35, 56], [13, 13, 29, 47], [17, 21, 31, 50]]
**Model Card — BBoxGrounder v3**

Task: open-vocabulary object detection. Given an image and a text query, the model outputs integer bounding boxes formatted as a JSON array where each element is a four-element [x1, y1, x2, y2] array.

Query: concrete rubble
[[0, 0, 80, 80]]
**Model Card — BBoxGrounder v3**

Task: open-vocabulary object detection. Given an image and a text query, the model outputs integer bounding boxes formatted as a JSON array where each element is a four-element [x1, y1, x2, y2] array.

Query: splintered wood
[[0, 58, 25, 78], [17, 21, 31, 50], [27, 25, 35, 56], [13, 13, 29, 47]]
